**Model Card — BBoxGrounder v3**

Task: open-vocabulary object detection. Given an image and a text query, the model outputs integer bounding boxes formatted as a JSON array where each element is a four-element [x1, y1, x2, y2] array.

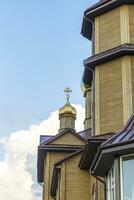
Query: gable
[[48, 131, 85, 145]]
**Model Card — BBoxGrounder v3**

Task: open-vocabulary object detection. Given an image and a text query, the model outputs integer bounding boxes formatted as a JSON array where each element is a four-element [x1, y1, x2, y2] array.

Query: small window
[[121, 154, 134, 200], [107, 164, 116, 200]]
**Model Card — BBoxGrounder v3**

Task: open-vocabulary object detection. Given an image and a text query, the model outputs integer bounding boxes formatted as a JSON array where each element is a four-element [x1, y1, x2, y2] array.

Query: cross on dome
[[64, 87, 72, 103]]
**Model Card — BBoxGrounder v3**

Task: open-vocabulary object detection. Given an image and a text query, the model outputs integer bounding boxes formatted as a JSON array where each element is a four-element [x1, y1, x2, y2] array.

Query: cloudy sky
[[0, 0, 97, 199], [0, 104, 85, 200]]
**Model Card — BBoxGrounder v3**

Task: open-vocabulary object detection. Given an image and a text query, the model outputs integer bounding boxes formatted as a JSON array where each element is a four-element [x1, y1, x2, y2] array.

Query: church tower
[[82, 0, 134, 135], [59, 87, 77, 131]]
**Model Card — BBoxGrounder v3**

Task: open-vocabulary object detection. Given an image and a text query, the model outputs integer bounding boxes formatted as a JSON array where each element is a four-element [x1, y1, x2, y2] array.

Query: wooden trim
[[84, 44, 134, 69], [95, 17, 100, 54], [95, 67, 100, 135], [122, 56, 133, 124], [85, 0, 134, 20], [115, 158, 120, 200], [120, 5, 130, 44], [61, 162, 66, 200], [44, 152, 50, 200]]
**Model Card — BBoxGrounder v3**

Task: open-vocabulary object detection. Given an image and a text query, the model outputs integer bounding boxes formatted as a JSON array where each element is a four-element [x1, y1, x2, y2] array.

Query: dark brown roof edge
[[84, 43, 134, 69], [40, 128, 87, 147], [81, 0, 134, 40], [78, 140, 104, 169], [38, 145, 84, 151], [78, 133, 115, 169], [40, 128, 76, 146], [55, 149, 83, 166], [90, 140, 134, 177], [85, 0, 134, 20], [88, 132, 115, 140], [37, 147, 81, 184]]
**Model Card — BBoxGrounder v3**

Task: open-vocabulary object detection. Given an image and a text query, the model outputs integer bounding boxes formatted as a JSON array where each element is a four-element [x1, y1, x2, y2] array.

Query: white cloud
[[0, 104, 84, 200]]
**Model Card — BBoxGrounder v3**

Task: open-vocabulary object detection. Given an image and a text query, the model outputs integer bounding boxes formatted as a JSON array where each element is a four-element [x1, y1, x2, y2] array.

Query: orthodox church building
[[37, 0, 134, 199]]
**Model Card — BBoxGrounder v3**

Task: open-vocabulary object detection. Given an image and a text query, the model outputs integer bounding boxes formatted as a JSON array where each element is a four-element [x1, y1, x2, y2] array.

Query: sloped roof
[[91, 113, 134, 177], [79, 132, 114, 170], [40, 128, 86, 147], [37, 129, 90, 183], [102, 113, 134, 147], [40, 135, 53, 144], [77, 129, 91, 140]]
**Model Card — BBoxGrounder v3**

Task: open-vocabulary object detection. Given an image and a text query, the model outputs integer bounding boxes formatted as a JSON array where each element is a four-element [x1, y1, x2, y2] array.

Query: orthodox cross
[[64, 87, 72, 103]]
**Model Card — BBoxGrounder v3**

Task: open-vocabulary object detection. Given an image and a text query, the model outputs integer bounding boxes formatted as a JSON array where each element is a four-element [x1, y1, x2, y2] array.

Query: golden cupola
[[59, 87, 77, 131]]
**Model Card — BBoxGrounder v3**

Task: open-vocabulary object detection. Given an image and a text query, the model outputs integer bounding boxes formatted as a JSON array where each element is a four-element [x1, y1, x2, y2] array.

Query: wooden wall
[[49, 132, 85, 145], [131, 56, 134, 111], [95, 58, 124, 135], [44, 152, 70, 200], [95, 7, 121, 54], [95, 5, 134, 54], [95, 55, 134, 135], [60, 153, 95, 200], [129, 5, 134, 43]]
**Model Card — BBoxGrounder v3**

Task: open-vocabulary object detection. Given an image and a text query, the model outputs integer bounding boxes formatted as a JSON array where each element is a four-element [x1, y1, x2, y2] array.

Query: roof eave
[[91, 141, 134, 177], [79, 139, 105, 170], [81, 16, 93, 41], [84, 43, 134, 70], [82, 0, 134, 41], [85, 0, 134, 20], [37, 146, 81, 183]]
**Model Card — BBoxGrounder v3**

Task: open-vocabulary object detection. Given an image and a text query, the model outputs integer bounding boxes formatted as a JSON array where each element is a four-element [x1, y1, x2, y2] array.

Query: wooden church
[[37, 0, 134, 199]]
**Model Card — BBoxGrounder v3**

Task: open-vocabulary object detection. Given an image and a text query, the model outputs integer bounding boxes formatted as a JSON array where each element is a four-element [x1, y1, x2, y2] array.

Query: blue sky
[[0, 0, 97, 137], [0, 1, 99, 199]]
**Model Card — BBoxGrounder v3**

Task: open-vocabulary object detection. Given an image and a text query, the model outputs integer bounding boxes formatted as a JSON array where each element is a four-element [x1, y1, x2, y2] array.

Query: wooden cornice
[[84, 44, 134, 69], [85, 0, 134, 21]]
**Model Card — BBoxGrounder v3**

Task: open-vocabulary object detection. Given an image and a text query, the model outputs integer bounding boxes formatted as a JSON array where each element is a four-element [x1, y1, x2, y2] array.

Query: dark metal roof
[[84, 44, 134, 70], [102, 113, 134, 147], [79, 132, 114, 170], [40, 135, 53, 144], [91, 113, 134, 177], [77, 129, 91, 140]]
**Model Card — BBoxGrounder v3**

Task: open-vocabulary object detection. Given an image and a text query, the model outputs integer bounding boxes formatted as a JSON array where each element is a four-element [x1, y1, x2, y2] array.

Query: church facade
[[37, 0, 134, 199]]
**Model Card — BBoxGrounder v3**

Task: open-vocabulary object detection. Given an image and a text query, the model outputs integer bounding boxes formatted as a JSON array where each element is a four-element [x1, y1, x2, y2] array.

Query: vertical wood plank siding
[[120, 5, 130, 44], [96, 58, 124, 134], [49, 132, 85, 145], [122, 56, 133, 124], [131, 56, 134, 111], [60, 162, 66, 200], [129, 5, 134, 43], [98, 181, 105, 200], [65, 154, 95, 200], [97, 8, 121, 53], [44, 152, 70, 200]]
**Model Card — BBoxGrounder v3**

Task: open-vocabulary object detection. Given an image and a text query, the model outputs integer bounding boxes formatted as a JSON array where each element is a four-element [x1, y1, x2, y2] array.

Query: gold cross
[[64, 87, 72, 103]]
